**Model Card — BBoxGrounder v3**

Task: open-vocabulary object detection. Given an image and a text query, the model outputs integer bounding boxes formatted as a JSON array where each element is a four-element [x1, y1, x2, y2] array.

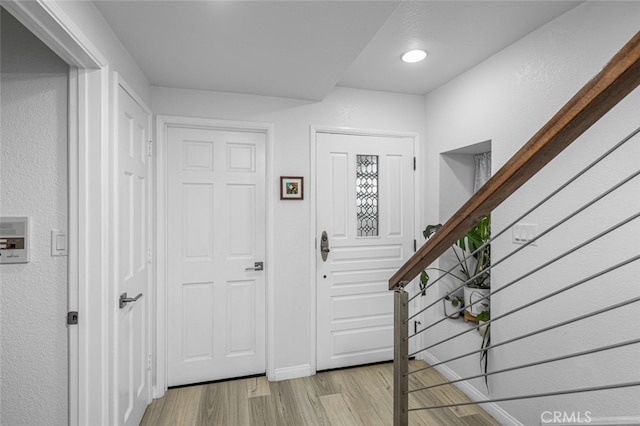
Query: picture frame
[[280, 176, 304, 200]]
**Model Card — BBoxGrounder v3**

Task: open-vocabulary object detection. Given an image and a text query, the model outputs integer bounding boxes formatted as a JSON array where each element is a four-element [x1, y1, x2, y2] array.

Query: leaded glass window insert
[[356, 154, 378, 237]]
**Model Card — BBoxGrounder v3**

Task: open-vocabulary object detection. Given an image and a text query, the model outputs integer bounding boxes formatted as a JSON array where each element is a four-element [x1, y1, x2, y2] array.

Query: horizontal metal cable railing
[[401, 126, 640, 421], [391, 31, 640, 426]]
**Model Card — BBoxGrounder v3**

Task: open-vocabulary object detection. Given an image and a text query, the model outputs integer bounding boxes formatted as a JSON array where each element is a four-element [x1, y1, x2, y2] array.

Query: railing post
[[394, 287, 409, 426]]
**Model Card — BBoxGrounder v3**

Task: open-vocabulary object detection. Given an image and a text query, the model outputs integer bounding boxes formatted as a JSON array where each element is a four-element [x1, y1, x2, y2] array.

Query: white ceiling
[[94, 0, 581, 101]]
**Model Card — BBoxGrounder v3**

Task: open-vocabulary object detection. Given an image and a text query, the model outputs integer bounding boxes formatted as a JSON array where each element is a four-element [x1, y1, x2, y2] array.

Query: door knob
[[320, 231, 330, 262], [119, 292, 143, 309], [245, 261, 264, 271]]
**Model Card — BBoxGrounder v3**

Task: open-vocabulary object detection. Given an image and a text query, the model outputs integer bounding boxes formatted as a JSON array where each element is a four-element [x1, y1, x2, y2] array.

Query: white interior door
[[316, 132, 414, 371], [114, 83, 152, 425], [167, 127, 266, 387]]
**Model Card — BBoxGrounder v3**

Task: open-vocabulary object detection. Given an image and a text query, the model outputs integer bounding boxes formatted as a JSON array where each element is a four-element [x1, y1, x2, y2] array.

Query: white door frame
[[309, 125, 421, 375], [0, 1, 110, 425], [155, 115, 275, 397]]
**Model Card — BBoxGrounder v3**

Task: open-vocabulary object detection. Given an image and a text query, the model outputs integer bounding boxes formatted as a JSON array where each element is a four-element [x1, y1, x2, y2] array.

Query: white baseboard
[[272, 364, 313, 382], [420, 352, 524, 426], [152, 385, 166, 400]]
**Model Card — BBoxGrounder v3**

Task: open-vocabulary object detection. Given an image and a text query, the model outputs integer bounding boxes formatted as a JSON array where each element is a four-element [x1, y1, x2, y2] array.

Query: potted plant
[[459, 215, 491, 321], [465, 285, 490, 321], [419, 217, 493, 387], [443, 292, 464, 318], [476, 309, 490, 337], [419, 215, 491, 322], [476, 309, 491, 388]]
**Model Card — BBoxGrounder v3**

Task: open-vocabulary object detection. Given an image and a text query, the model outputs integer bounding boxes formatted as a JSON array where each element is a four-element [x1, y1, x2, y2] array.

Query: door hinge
[[147, 355, 152, 370], [414, 239, 417, 252], [147, 248, 152, 264], [413, 157, 416, 171], [147, 140, 153, 157], [67, 311, 78, 325]]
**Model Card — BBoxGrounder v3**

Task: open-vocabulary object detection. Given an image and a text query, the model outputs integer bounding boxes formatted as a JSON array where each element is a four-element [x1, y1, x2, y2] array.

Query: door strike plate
[[67, 311, 78, 325]]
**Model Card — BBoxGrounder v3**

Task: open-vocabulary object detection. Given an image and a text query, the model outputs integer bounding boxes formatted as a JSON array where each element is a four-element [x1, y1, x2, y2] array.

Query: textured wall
[[1, 10, 69, 426], [422, 2, 640, 424]]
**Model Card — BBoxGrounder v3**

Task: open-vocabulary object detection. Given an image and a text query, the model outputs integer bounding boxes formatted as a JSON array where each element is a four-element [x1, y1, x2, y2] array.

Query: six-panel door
[[116, 84, 152, 426], [167, 127, 266, 386]]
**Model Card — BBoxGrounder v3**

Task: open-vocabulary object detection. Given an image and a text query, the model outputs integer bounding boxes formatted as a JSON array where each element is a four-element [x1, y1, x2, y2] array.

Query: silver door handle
[[119, 292, 143, 309], [245, 261, 264, 271], [320, 231, 330, 262]]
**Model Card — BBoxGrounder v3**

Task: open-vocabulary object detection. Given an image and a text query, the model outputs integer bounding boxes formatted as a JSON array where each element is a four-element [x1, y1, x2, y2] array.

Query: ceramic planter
[[443, 298, 464, 318], [464, 286, 490, 318]]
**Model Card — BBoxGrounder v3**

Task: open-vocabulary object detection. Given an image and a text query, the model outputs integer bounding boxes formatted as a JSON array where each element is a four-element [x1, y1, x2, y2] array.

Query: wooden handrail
[[390, 31, 640, 290]]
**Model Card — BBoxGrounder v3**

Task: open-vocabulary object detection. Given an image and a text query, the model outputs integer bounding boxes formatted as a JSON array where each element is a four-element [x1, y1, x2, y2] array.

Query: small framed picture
[[280, 176, 304, 200]]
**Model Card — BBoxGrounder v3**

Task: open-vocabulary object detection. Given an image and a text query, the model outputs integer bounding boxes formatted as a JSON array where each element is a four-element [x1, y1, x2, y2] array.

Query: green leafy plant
[[476, 310, 490, 322], [419, 216, 492, 388], [445, 293, 464, 307], [419, 214, 491, 295], [443, 293, 465, 318], [477, 309, 491, 388]]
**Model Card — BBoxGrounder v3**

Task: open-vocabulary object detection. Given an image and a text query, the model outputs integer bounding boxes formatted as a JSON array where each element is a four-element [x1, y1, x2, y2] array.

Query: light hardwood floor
[[141, 360, 499, 425]]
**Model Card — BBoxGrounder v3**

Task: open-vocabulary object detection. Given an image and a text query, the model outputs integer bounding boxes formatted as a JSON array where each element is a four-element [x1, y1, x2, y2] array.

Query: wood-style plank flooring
[[141, 360, 499, 425]]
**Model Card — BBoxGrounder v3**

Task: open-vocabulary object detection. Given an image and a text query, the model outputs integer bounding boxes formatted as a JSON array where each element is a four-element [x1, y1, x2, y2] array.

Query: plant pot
[[443, 298, 463, 318], [478, 320, 489, 336], [464, 286, 490, 320]]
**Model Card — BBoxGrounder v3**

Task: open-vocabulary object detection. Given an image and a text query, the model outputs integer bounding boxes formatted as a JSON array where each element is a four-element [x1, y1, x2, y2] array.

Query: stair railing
[[390, 31, 640, 426]]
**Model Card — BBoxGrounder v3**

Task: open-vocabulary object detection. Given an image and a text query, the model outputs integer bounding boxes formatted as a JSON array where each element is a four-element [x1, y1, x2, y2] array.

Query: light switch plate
[[51, 229, 68, 256], [512, 223, 537, 246]]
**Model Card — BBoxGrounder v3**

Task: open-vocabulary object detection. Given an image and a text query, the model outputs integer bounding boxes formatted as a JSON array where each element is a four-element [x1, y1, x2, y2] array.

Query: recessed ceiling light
[[401, 49, 428, 63]]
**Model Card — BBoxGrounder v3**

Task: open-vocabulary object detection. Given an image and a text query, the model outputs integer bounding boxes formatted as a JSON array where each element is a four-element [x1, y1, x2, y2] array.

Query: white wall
[[0, 11, 69, 426], [422, 2, 640, 424], [1, 2, 152, 424], [152, 86, 425, 374]]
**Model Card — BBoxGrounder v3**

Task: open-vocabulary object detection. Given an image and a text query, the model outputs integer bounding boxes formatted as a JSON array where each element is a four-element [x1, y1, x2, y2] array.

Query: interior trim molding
[[1, 0, 106, 68], [0, 3, 111, 425], [273, 364, 313, 382]]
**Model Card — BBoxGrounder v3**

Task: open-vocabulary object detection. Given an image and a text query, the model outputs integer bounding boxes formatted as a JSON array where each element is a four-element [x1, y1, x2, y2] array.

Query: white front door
[[316, 131, 415, 371], [167, 126, 266, 387], [114, 83, 152, 425]]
